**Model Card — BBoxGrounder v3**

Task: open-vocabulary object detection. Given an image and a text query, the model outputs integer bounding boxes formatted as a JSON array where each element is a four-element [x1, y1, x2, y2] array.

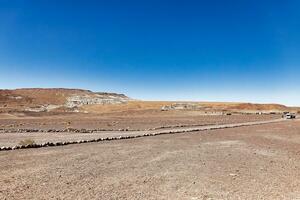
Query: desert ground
[[0, 111, 282, 148], [0, 110, 281, 131], [1, 88, 300, 199], [1, 119, 300, 199]]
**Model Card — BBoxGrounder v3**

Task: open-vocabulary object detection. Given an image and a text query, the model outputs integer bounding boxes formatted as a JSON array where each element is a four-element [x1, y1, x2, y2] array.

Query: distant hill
[[198, 102, 290, 112], [0, 88, 130, 113], [0, 88, 297, 114]]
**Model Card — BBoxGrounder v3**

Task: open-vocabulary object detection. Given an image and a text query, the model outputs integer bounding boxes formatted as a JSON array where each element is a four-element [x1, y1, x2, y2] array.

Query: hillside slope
[[0, 88, 130, 113], [199, 102, 289, 112], [0, 88, 297, 114]]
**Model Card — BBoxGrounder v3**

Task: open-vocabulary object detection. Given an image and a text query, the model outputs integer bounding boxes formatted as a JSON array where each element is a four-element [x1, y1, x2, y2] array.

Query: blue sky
[[0, 0, 299, 106]]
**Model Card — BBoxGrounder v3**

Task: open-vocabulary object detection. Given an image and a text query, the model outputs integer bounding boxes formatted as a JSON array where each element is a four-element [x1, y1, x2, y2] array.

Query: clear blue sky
[[0, 0, 299, 106]]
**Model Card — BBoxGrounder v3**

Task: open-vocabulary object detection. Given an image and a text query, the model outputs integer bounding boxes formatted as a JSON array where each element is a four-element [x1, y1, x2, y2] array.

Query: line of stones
[[0, 119, 283, 152], [0, 123, 218, 134], [0, 128, 133, 133], [3, 118, 281, 134]]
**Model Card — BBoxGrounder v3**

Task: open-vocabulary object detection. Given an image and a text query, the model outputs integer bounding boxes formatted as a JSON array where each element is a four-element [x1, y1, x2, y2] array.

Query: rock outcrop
[[66, 93, 129, 108], [161, 103, 202, 111], [0, 88, 131, 113]]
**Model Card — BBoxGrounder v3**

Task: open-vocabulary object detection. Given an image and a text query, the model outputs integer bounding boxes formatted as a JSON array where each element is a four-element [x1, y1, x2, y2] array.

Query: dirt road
[[0, 118, 285, 148]]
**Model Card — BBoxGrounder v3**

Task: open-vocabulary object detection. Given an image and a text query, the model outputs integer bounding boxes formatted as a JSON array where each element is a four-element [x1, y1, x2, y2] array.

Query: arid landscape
[[0, 88, 299, 199], [2, 1, 300, 199]]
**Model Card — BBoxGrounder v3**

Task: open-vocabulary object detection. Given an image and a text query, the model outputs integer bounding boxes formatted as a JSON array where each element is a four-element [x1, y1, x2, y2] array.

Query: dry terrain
[[1, 88, 300, 199], [1, 88, 299, 115], [1, 120, 300, 199], [0, 111, 281, 131], [0, 118, 284, 148]]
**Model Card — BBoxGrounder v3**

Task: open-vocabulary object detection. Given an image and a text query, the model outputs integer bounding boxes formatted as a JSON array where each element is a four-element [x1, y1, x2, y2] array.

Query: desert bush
[[19, 139, 36, 146]]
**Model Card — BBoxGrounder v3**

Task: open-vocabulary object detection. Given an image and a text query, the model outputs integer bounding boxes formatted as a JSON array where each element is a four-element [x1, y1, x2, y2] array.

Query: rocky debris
[[65, 93, 130, 108], [25, 106, 47, 112], [0, 124, 211, 133], [0, 127, 145, 133], [229, 173, 238, 177], [45, 104, 61, 111], [161, 103, 202, 111], [9, 96, 23, 100], [24, 104, 62, 112]]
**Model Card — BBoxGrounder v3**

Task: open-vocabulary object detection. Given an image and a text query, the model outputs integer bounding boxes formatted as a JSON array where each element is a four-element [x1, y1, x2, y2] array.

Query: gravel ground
[[0, 118, 284, 148], [0, 111, 281, 131], [1, 120, 300, 199]]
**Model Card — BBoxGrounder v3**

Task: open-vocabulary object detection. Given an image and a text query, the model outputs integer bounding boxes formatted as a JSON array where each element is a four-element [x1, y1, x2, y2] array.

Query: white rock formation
[[66, 93, 129, 108]]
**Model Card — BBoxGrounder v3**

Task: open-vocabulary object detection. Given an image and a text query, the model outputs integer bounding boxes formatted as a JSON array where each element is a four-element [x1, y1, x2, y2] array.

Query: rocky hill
[[0, 88, 130, 113], [0, 88, 297, 115]]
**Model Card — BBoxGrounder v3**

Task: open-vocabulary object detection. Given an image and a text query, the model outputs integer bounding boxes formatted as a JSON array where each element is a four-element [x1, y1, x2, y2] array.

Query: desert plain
[[0, 88, 299, 199]]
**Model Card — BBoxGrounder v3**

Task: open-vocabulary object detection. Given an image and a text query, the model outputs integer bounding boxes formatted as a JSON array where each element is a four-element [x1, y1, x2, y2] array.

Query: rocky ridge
[[0, 88, 131, 113]]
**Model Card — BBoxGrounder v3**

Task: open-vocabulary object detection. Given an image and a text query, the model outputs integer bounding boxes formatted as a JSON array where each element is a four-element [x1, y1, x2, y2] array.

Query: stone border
[[0, 118, 282, 134], [0, 123, 218, 133], [0, 118, 287, 151]]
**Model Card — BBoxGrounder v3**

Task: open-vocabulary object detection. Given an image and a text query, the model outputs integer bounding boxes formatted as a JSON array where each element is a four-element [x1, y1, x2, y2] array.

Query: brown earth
[[0, 118, 284, 148], [1, 120, 300, 199], [1, 88, 300, 199], [0, 110, 281, 131], [0, 88, 295, 132], [1, 88, 299, 114], [0, 88, 130, 113], [81, 100, 295, 114], [0, 88, 87, 108]]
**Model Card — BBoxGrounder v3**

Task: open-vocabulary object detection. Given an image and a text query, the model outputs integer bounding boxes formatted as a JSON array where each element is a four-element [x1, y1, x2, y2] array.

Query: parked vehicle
[[283, 113, 296, 119]]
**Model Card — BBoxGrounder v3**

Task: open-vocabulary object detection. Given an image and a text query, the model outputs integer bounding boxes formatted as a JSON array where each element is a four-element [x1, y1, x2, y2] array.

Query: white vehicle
[[283, 113, 296, 119]]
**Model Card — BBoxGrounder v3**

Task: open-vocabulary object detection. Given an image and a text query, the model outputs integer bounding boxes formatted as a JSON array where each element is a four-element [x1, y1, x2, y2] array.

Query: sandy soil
[[1, 120, 300, 199]]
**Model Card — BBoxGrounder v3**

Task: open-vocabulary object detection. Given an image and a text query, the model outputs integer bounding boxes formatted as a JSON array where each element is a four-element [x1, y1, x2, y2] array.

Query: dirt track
[[0, 118, 285, 148], [0, 111, 280, 131], [1, 120, 300, 199]]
